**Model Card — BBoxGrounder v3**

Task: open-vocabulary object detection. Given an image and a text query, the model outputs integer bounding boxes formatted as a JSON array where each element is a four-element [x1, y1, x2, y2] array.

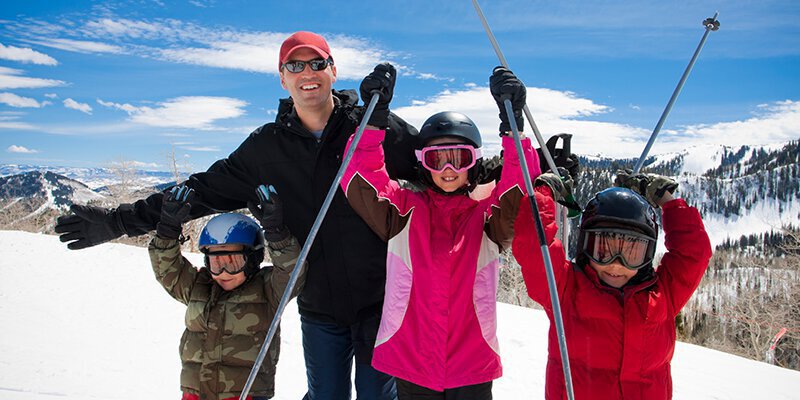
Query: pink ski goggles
[[415, 144, 482, 173]]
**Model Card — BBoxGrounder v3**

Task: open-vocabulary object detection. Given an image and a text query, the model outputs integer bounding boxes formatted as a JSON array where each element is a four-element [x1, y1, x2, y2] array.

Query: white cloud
[[98, 96, 247, 129], [26, 38, 123, 54], [188, 0, 215, 8], [0, 92, 46, 108], [7, 145, 39, 154], [157, 31, 394, 80], [0, 66, 66, 89], [63, 98, 93, 114], [0, 43, 58, 65], [0, 121, 36, 130], [0, 113, 36, 130], [655, 100, 800, 153], [97, 99, 138, 113], [396, 86, 800, 159], [183, 146, 220, 152], [394, 85, 612, 155], [45, 93, 58, 99], [11, 16, 424, 81], [108, 160, 160, 169]]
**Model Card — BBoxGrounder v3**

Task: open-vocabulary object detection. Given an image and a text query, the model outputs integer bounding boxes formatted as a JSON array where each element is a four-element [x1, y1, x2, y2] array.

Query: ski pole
[[239, 94, 381, 400], [471, 0, 571, 250], [633, 12, 720, 173], [504, 98, 575, 400]]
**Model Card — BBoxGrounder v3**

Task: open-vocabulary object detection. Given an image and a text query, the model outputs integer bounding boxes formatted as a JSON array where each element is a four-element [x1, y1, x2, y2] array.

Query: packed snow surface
[[1, 231, 798, 399]]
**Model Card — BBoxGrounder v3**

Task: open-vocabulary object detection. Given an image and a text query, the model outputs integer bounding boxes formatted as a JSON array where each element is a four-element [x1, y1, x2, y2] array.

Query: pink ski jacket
[[514, 186, 713, 400], [341, 129, 539, 391]]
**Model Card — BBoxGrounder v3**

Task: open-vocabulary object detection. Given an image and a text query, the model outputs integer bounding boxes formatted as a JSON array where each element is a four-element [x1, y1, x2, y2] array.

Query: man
[[55, 31, 419, 399]]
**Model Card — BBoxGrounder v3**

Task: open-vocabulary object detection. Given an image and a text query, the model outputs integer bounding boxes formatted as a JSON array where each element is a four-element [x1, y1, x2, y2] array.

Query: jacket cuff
[[358, 128, 386, 146], [661, 198, 688, 210], [267, 235, 296, 251], [151, 235, 180, 250]]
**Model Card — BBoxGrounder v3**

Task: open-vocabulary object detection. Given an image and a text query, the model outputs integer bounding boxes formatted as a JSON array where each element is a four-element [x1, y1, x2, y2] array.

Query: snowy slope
[[1, 231, 799, 399]]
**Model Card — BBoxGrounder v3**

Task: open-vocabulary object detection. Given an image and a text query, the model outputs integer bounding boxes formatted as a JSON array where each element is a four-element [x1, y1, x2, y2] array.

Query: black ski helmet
[[417, 111, 483, 193], [578, 187, 659, 269], [418, 111, 483, 148]]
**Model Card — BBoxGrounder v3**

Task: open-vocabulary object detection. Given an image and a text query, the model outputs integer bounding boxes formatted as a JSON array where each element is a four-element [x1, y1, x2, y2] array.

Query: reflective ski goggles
[[203, 250, 248, 276], [281, 57, 333, 73], [582, 229, 655, 270], [415, 144, 482, 173]]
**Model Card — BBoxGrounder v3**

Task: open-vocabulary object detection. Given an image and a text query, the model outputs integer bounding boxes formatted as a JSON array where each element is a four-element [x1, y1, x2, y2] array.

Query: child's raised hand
[[490, 66, 526, 133], [248, 185, 290, 243], [614, 170, 678, 208], [156, 185, 195, 240], [534, 167, 582, 217]]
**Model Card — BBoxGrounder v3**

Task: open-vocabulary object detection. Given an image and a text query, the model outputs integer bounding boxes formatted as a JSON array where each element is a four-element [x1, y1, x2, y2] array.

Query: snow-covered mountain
[[573, 140, 799, 249], [0, 164, 175, 190], [1, 230, 799, 399], [0, 171, 105, 208]]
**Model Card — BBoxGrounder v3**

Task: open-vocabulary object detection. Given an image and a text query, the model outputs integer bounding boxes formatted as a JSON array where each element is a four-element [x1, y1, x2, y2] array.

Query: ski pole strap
[[238, 94, 381, 400]]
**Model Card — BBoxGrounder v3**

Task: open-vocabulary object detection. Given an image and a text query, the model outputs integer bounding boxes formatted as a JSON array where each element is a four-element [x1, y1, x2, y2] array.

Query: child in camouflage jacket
[[148, 185, 305, 400]]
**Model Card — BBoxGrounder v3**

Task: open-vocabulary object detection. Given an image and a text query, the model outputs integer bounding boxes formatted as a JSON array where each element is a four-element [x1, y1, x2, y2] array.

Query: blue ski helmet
[[199, 213, 264, 250], [198, 213, 265, 277]]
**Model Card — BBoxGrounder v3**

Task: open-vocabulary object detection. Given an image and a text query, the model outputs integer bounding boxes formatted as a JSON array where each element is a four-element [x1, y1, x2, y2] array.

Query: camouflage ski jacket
[[148, 235, 305, 400]]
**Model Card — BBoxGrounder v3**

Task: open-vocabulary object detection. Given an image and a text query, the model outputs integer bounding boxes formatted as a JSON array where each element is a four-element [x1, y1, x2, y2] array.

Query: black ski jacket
[[118, 90, 421, 326]]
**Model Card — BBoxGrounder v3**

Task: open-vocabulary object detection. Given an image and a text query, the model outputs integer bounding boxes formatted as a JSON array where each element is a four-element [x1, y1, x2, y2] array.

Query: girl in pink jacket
[[341, 67, 539, 399]]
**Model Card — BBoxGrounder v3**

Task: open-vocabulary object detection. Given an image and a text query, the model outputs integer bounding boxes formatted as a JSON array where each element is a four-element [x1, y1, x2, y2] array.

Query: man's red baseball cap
[[279, 31, 333, 69]]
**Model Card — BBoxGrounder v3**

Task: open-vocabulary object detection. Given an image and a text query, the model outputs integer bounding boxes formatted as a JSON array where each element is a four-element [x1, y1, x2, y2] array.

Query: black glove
[[537, 134, 580, 180], [360, 63, 396, 129], [534, 167, 582, 218], [55, 204, 125, 250], [248, 184, 290, 243], [614, 169, 678, 208], [490, 66, 526, 133], [156, 185, 195, 240], [475, 154, 504, 185]]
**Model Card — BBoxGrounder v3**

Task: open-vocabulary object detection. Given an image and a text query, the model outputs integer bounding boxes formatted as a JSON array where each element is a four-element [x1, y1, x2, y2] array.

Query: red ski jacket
[[513, 187, 712, 400]]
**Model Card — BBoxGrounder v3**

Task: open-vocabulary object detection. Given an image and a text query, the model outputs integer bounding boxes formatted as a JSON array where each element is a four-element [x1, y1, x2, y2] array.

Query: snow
[[1, 230, 799, 399], [703, 197, 800, 248]]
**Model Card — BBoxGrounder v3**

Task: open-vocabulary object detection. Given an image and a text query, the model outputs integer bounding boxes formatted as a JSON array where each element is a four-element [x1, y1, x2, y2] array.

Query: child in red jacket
[[513, 170, 712, 400]]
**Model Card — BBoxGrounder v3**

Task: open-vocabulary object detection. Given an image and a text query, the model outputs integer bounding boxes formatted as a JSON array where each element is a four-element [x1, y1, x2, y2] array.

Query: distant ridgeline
[[689, 141, 800, 217]]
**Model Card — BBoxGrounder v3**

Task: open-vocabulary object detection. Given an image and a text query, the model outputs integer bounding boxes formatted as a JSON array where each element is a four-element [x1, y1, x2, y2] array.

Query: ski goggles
[[203, 251, 248, 276], [281, 57, 333, 73], [415, 144, 482, 173], [582, 229, 655, 270]]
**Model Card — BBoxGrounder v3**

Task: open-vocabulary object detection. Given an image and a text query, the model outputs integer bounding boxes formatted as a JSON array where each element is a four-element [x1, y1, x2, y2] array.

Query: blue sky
[[1, 0, 798, 172]]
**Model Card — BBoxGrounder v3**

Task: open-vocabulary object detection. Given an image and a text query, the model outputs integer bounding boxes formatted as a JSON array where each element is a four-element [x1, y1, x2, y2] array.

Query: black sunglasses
[[282, 57, 333, 73]]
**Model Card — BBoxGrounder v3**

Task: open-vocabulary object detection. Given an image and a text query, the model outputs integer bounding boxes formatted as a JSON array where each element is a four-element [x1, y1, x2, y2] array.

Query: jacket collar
[[425, 189, 476, 212], [275, 89, 358, 125]]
